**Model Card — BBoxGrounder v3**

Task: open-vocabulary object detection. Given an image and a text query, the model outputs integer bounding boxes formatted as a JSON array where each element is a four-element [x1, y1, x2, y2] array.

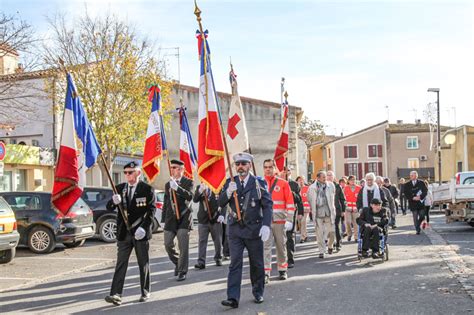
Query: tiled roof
[[387, 123, 451, 133]]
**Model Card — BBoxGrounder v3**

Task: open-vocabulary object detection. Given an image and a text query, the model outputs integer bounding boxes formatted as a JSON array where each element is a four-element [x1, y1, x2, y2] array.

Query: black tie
[[128, 186, 133, 206], [241, 180, 245, 189]]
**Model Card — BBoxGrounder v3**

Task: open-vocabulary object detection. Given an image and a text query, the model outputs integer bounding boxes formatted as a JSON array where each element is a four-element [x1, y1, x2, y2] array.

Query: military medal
[[251, 199, 256, 207]]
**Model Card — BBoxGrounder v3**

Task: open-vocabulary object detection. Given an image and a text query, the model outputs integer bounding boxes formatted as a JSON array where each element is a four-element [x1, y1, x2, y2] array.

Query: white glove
[[170, 178, 178, 191], [285, 221, 293, 231], [134, 227, 146, 240], [226, 181, 238, 198], [259, 225, 271, 242], [112, 194, 122, 205], [217, 215, 225, 223], [199, 183, 208, 193]]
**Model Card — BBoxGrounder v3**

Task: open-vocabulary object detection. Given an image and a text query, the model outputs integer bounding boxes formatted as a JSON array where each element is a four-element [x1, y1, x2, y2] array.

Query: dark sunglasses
[[170, 166, 181, 169], [123, 170, 135, 175], [235, 162, 249, 166]]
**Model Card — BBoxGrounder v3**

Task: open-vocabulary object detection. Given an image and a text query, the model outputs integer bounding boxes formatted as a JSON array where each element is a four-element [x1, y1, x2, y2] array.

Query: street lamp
[[427, 88, 441, 184]]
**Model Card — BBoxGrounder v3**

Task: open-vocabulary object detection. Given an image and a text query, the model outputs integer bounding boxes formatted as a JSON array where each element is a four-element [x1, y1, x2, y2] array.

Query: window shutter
[[354, 146, 358, 158], [344, 163, 349, 176], [378, 162, 383, 176], [377, 145, 383, 157], [364, 162, 369, 174], [344, 146, 348, 158], [358, 162, 363, 179]]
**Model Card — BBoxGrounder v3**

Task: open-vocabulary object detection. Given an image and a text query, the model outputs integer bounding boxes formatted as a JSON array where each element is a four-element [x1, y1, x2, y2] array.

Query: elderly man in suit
[[105, 161, 156, 305], [308, 170, 336, 258], [403, 170, 428, 235]]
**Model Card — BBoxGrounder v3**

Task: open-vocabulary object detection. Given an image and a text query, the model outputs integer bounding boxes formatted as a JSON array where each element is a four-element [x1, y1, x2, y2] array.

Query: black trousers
[[412, 208, 427, 233], [286, 230, 295, 265], [361, 226, 380, 251], [222, 223, 230, 257], [227, 234, 264, 302], [110, 233, 150, 297], [335, 214, 343, 247], [400, 196, 407, 213]]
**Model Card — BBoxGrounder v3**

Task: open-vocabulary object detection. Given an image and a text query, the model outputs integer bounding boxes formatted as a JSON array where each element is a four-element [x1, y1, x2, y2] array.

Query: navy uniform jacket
[[219, 175, 273, 239], [106, 181, 156, 242], [403, 179, 428, 211], [162, 177, 194, 231]]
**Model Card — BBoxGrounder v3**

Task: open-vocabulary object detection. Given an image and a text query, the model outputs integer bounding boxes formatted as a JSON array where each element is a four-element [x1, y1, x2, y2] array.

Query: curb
[[423, 227, 474, 300]]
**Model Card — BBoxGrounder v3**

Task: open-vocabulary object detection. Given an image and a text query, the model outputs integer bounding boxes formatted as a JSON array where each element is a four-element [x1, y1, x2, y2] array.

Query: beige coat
[[308, 181, 336, 224]]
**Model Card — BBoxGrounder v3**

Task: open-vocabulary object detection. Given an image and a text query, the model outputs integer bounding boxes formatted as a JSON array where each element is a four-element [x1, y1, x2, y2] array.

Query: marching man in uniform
[[218, 152, 273, 309], [105, 161, 156, 305], [162, 159, 194, 281], [263, 159, 295, 282]]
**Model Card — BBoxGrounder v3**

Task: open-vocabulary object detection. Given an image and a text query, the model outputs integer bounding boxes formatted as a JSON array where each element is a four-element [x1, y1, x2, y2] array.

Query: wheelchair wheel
[[384, 244, 389, 261]]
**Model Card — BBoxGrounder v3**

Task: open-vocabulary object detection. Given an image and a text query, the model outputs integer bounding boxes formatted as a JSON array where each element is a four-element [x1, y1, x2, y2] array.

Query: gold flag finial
[[194, 0, 202, 22], [284, 91, 289, 102]]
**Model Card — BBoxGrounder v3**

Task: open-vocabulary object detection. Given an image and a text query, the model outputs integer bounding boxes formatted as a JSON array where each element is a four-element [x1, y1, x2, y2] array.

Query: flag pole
[[57, 58, 131, 231], [194, 1, 242, 223], [157, 93, 181, 220], [284, 91, 289, 181]]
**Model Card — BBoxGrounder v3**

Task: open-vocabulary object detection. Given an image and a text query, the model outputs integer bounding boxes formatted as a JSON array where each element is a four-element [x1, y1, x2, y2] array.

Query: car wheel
[[151, 217, 160, 234], [99, 218, 117, 243], [28, 226, 56, 254], [63, 239, 86, 248], [469, 222, 474, 227], [0, 248, 15, 264]]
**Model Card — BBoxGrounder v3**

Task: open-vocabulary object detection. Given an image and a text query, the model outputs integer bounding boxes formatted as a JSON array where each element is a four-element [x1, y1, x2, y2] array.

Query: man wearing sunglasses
[[162, 159, 194, 282], [105, 161, 156, 306], [219, 152, 273, 309]]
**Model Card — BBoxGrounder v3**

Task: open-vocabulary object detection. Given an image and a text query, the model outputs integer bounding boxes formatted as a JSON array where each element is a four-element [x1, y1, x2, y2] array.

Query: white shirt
[[239, 174, 250, 189], [127, 182, 139, 199]]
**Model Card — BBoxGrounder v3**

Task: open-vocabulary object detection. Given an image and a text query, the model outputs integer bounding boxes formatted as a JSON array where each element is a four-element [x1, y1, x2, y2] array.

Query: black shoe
[[299, 237, 307, 243], [177, 272, 186, 281], [416, 231, 421, 235], [105, 294, 122, 306], [264, 274, 270, 284], [215, 260, 223, 266], [174, 266, 178, 276], [279, 271, 288, 280], [194, 263, 205, 270], [354, 238, 358, 243], [223, 256, 230, 261], [371, 252, 378, 259], [319, 253, 324, 259], [347, 235, 352, 242], [139, 293, 150, 302], [328, 248, 333, 254], [335, 246, 341, 252], [392, 225, 397, 229], [254, 296, 264, 304], [287, 263, 294, 269], [361, 251, 369, 258], [221, 299, 239, 308]]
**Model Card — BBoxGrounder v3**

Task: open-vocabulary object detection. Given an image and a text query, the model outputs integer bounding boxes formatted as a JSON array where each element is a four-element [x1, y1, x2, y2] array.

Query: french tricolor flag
[[52, 74, 101, 215], [196, 29, 226, 193], [142, 85, 167, 183], [179, 107, 197, 180]]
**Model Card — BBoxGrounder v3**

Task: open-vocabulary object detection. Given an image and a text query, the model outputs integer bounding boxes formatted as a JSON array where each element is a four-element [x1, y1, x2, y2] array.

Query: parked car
[[0, 192, 95, 254], [0, 196, 20, 263], [82, 187, 116, 243]]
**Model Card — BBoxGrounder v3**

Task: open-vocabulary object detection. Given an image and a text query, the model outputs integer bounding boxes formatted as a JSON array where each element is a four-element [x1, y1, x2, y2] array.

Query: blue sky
[[3, 0, 473, 135]]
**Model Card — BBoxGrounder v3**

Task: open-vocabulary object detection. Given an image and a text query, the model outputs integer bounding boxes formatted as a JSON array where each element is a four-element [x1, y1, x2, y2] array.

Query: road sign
[[0, 142, 6, 161]]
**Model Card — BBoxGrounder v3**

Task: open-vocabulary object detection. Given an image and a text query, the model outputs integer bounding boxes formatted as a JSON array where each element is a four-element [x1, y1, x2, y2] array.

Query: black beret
[[370, 198, 382, 205], [123, 161, 139, 169], [170, 159, 185, 166]]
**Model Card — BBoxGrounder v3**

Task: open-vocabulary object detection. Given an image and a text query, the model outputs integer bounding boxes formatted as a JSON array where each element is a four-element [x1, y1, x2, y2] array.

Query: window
[[328, 148, 331, 159], [113, 172, 121, 185], [457, 162, 463, 173], [6, 195, 42, 211], [408, 158, 419, 168], [0, 171, 13, 192], [368, 144, 383, 158], [15, 170, 27, 191], [406, 136, 419, 149], [344, 145, 358, 158], [345, 163, 359, 177], [364, 162, 383, 176]]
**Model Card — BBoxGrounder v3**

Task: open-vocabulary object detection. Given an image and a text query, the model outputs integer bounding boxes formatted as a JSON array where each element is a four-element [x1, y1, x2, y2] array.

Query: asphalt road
[[0, 214, 473, 314]]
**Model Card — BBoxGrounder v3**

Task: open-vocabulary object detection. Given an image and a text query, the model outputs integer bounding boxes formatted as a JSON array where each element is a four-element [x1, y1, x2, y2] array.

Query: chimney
[[396, 120, 403, 125]]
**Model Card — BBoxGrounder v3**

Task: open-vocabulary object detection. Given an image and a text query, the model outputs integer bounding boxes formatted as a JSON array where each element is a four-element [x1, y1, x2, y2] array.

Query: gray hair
[[375, 176, 384, 182], [410, 170, 418, 177], [317, 170, 327, 178], [327, 170, 335, 177], [365, 172, 376, 180]]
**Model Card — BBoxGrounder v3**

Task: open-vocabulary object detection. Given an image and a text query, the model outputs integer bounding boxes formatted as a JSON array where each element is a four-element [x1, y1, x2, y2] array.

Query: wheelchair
[[357, 224, 389, 262]]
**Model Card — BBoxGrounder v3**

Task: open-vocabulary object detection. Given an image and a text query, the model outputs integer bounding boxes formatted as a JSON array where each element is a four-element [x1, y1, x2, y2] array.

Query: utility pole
[[428, 88, 441, 184]]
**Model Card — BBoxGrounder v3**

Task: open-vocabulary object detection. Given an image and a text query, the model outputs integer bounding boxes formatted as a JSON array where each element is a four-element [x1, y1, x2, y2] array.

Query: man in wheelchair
[[356, 198, 388, 259]]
